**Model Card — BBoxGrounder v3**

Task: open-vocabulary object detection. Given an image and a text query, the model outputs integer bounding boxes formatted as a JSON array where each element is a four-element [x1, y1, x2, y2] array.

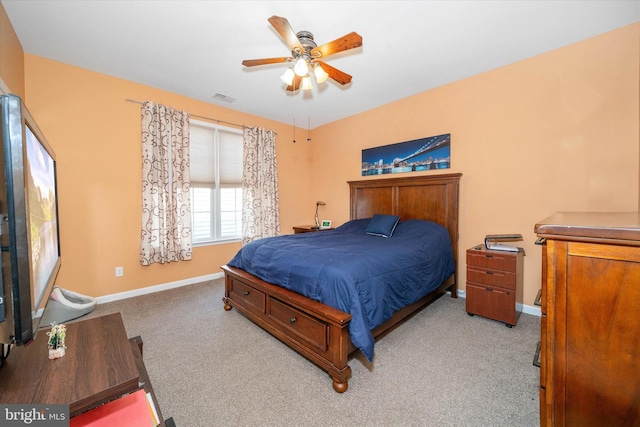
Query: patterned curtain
[[140, 101, 192, 265], [242, 126, 280, 244]]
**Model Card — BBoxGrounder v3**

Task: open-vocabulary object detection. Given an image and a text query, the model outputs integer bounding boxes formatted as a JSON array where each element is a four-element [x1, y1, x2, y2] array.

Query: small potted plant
[[47, 322, 66, 359]]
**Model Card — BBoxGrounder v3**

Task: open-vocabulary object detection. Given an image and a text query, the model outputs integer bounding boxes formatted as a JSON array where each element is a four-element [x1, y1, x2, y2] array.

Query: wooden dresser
[[535, 212, 640, 426], [465, 245, 524, 327]]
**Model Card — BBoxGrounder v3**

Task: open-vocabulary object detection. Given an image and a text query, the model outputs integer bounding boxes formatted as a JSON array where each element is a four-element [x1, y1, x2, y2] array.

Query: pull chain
[[292, 83, 297, 143]]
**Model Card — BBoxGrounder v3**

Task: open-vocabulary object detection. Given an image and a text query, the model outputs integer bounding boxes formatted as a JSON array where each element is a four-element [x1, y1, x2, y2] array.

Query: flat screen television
[[0, 93, 61, 346]]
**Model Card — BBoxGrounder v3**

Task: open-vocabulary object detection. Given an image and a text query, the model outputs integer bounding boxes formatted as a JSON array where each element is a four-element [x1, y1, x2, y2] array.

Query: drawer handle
[[486, 287, 493, 292], [486, 271, 493, 275], [242, 291, 249, 296], [289, 317, 297, 324], [485, 254, 493, 258]]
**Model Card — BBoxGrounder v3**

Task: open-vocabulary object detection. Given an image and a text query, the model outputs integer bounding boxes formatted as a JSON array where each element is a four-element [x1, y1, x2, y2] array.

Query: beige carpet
[[82, 279, 540, 427]]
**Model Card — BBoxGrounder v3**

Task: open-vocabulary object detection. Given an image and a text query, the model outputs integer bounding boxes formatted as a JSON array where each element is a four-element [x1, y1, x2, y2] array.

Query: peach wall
[[23, 55, 313, 298], [0, 2, 24, 97], [310, 23, 640, 308], [7, 4, 640, 309]]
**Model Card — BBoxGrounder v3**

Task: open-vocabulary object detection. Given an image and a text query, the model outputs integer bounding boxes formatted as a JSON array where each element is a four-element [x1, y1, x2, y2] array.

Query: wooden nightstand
[[465, 245, 524, 327], [293, 225, 333, 234]]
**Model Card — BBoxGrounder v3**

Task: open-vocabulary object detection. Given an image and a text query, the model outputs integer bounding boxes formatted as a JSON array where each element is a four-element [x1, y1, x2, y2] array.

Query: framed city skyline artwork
[[361, 133, 451, 176]]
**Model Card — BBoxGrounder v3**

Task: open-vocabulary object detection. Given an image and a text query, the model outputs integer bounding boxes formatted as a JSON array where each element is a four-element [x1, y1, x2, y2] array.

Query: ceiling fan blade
[[268, 16, 304, 54], [316, 61, 352, 85], [242, 57, 292, 67], [286, 75, 302, 92], [311, 32, 362, 59]]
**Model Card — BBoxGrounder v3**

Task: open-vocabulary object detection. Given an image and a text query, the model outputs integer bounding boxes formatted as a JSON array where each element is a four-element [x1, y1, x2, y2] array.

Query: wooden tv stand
[[0, 313, 174, 426]]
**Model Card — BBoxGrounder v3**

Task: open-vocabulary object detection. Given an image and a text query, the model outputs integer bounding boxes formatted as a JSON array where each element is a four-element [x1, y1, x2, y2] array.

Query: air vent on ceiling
[[212, 93, 236, 103]]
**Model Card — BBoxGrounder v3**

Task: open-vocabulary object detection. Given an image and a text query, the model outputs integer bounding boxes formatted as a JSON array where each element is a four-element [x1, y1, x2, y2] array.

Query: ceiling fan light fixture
[[242, 16, 361, 92], [313, 64, 329, 84], [301, 75, 313, 90], [280, 68, 295, 85], [293, 56, 309, 77]]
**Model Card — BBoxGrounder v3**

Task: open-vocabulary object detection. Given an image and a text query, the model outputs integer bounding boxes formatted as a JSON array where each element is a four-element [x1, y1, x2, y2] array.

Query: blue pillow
[[365, 214, 400, 238]]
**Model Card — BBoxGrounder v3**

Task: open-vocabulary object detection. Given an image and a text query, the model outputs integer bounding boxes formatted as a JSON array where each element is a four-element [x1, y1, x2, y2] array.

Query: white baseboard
[[95, 272, 224, 304], [454, 289, 542, 317], [519, 303, 542, 317]]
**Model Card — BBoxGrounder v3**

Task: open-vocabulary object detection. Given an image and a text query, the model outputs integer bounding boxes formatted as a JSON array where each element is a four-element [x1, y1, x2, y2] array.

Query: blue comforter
[[227, 218, 455, 361]]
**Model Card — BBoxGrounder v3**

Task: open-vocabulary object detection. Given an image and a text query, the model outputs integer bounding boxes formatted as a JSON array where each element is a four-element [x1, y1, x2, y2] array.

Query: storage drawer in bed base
[[222, 265, 353, 393]]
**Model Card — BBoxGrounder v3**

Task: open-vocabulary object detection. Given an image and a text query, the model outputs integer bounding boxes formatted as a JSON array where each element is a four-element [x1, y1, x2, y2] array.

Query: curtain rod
[[126, 98, 245, 130]]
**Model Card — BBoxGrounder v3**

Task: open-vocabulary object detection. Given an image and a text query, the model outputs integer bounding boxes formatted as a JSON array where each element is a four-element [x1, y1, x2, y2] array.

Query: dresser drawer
[[229, 279, 266, 315], [467, 266, 517, 290], [466, 282, 517, 325], [268, 297, 328, 352], [467, 250, 517, 271]]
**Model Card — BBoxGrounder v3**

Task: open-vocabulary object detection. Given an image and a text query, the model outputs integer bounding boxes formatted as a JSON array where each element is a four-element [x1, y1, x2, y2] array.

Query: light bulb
[[293, 57, 309, 77], [280, 68, 295, 85], [301, 75, 313, 90], [313, 64, 329, 84]]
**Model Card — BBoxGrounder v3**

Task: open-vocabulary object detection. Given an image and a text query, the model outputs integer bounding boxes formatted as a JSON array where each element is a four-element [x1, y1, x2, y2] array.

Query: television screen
[[25, 123, 59, 316], [0, 94, 61, 346]]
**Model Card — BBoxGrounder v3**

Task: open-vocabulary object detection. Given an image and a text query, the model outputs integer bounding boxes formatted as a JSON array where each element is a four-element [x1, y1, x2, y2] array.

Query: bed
[[221, 173, 461, 392]]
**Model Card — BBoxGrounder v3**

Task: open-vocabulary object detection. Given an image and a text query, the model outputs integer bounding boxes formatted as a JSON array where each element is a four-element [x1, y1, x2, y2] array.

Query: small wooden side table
[[0, 313, 173, 425], [465, 244, 524, 327], [0, 313, 139, 416], [293, 225, 334, 234]]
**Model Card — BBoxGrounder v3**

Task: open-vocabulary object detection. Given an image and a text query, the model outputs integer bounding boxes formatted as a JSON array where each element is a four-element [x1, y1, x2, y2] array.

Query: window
[[189, 120, 243, 244]]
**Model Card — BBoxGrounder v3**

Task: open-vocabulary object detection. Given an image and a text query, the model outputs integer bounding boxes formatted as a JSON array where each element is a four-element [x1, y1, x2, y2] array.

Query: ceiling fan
[[242, 16, 362, 91]]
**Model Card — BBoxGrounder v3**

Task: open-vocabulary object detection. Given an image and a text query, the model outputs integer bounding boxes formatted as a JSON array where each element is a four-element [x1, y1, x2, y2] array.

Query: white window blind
[[219, 130, 243, 186], [189, 125, 216, 185], [189, 121, 243, 243]]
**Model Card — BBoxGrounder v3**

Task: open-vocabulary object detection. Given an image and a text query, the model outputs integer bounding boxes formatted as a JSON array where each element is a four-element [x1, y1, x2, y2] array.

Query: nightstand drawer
[[467, 250, 517, 271], [467, 266, 517, 290], [466, 282, 517, 325]]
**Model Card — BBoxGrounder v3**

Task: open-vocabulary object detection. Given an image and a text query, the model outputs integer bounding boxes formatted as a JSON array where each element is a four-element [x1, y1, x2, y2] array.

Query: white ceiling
[[3, 1, 640, 129]]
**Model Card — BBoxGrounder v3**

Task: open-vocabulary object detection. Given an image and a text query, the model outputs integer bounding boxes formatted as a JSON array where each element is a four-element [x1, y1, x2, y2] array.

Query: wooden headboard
[[348, 173, 462, 268]]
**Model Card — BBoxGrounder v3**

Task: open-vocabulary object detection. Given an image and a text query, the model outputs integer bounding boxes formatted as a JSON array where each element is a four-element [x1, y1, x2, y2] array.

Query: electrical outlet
[[115, 267, 123, 277]]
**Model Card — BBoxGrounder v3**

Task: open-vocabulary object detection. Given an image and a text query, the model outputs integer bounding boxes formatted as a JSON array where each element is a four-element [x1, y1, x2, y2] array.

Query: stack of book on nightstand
[[484, 234, 522, 252]]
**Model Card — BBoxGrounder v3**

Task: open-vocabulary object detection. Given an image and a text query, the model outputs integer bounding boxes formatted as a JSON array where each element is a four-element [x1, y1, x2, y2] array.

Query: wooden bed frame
[[222, 173, 461, 392]]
